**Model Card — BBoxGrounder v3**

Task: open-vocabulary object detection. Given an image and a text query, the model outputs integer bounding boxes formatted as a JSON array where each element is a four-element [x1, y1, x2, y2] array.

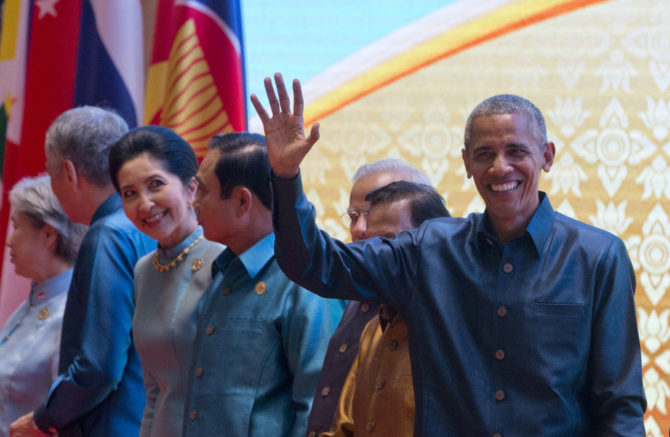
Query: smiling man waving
[[251, 75, 646, 437]]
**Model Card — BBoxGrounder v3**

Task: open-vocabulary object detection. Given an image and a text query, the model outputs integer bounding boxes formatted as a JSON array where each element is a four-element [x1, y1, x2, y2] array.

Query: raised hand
[[250, 73, 320, 178]]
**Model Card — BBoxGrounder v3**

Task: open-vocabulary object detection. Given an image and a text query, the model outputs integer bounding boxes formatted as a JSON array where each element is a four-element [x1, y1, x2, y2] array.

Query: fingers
[[274, 73, 291, 114], [293, 79, 304, 116], [264, 76, 280, 116], [307, 122, 320, 147], [250, 93, 269, 123]]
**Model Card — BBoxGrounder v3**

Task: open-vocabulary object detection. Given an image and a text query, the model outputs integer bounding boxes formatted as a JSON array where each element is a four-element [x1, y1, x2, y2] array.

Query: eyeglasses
[[340, 208, 369, 226]]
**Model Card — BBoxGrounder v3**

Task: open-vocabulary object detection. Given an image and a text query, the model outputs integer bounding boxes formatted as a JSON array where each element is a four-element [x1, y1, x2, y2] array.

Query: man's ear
[[461, 147, 473, 178], [237, 187, 253, 216], [62, 159, 78, 188], [542, 142, 556, 172]]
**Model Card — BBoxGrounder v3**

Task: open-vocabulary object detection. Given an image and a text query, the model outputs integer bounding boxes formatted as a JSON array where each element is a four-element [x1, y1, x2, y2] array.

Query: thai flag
[[74, 0, 145, 128]]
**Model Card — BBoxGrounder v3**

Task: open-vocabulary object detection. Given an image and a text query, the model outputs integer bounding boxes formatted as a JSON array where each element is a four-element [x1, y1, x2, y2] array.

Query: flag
[[0, 0, 144, 323], [0, 0, 246, 322], [0, 0, 82, 323], [145, 0, 246, 158], [73, 0, 145, 128]]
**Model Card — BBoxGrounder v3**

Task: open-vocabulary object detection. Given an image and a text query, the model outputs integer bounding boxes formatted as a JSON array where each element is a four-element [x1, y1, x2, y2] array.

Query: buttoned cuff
[[33, 404, 57, 434]]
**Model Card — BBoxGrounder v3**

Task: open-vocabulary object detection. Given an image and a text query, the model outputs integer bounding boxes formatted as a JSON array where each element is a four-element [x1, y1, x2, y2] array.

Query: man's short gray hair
[[45, 106, 128, 187], [352, 158, 431, 186], [9, 175, 87, 264], [464, 94, 547, 149]]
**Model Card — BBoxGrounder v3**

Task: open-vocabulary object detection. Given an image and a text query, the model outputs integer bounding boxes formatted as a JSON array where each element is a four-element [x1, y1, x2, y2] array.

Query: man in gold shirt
[[322, 181, 450, 437]]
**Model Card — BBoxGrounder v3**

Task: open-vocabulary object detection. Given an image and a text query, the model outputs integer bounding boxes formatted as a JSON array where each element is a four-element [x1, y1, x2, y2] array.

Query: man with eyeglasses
[[304, 159, 432, 437]]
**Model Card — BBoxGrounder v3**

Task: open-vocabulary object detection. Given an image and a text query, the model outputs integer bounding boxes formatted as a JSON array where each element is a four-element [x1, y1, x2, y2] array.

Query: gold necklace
[[152, 235, 204, 272]]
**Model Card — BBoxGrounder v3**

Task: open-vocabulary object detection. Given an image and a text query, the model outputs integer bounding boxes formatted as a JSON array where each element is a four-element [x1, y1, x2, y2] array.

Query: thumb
[[306, 122, 320, 147]]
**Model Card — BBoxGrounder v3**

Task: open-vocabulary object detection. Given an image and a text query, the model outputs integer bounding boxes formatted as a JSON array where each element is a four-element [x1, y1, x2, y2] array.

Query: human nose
[[350, 215, 367, 242], [491, 153, 512, 175], [137, 192, 155, 212], [192, 193, 201, 212], [6, 230, 14, 247]]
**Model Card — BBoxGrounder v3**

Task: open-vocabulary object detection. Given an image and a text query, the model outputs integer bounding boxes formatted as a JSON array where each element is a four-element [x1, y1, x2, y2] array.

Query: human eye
[[508, 146, 529, 158], [474, 150, 493, 161], [340, 209, 360, 225], [121, 188, 136, 200], [149, 178, 165, 190]]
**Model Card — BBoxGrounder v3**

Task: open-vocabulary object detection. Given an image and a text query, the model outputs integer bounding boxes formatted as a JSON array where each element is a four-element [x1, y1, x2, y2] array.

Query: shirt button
[[361, 303, 370, 312], [495, 349, 505, 360], [486, 238, 493, 246], [502, 262, 513, 273], [497, 306, 508, 317], [195, 367, 204, 377], [338, 343, 348, 353], [223, 286, 231, 295], [375, 378, 385, 390], [206, 326, 215, 335], [495, 390, 505, 401], [321, 386, 330, 397], [308, 433, 316, 437], [389, 339, 398, 350], [189, 410, 197, 421], [367, 421, 375, 432]]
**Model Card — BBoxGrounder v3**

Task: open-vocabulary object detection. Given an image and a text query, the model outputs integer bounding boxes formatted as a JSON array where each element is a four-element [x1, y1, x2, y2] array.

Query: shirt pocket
[[200, 318, 276, 391], [524, 302, 588, 364]]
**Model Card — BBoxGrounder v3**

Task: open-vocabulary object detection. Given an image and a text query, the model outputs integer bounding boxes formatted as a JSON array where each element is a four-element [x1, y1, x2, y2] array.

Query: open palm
[[250, 73, 320, 178]]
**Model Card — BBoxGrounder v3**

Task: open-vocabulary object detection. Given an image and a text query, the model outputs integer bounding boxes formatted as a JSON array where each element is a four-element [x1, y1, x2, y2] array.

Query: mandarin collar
[[156, 226, 203, 261], [29, 268, 73, 306]]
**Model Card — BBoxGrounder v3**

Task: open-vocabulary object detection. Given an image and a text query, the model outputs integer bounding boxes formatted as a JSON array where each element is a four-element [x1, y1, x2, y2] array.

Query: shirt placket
[[489, 239, 520, 437]]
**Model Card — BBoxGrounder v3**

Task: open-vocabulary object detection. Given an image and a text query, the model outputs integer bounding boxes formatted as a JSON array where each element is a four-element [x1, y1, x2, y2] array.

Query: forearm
[[590, 241, 646, 435], [272, 172, 382, 302], [33, 357, 123, 430]]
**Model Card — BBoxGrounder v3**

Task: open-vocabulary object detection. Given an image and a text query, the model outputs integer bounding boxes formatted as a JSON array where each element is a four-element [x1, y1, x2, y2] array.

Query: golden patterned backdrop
[[293, 0, 670, 434]]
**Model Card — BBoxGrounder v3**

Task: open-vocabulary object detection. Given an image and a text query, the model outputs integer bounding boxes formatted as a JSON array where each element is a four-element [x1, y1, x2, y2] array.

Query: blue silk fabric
[[272, 174, 646, 437]]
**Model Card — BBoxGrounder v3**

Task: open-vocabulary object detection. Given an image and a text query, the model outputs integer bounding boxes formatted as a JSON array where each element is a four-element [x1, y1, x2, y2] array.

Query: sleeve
[[283, 286, 344, 437], [271, 173, 420, 306], [34, 225, 142, 431], [134, 263, 157, 437], [588, 238, 646, 436], [48, 318, 62, 381]]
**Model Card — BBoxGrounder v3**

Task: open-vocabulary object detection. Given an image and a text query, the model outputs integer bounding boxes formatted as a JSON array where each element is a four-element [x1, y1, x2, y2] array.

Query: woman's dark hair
[[109, 125, 199, 191], [208, 132, 272, 210]]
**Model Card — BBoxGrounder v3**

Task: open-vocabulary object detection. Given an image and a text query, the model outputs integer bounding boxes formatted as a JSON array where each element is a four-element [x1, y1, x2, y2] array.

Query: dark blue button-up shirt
[[272, 174, 646, 437], [34, 194, 155, 436]]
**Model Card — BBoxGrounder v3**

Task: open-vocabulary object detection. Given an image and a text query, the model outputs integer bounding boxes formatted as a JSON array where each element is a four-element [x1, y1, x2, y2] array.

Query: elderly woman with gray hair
[[0, 175, 86, 436]]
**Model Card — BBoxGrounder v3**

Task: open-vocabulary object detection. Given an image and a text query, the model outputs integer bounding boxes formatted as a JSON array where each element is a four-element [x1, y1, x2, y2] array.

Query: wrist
[[272, 168, 299, 180]]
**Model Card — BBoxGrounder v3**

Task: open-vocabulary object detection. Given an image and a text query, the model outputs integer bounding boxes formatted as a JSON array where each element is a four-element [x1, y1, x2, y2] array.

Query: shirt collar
[[91, 193, 122, 225], [212, 233, 275, 279], [157, 226, 203, 260], [30, 268, 73, 306], [476, 191, 554, 255], [525, 192, 554, 255]]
